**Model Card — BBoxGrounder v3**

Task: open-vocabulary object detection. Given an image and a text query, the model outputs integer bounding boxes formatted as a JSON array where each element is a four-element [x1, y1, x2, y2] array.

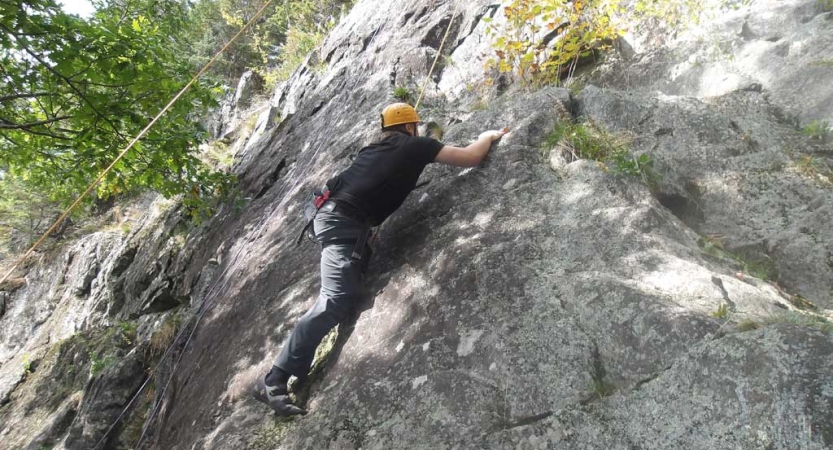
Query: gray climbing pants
[[273, 210, 370, 377]]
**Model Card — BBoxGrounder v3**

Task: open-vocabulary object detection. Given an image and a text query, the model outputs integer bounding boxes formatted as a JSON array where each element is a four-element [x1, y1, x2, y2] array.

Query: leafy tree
[[485, 0, 624, 88], [185, 0, 354, 82], [0, 0, 230, 213], [0, 172, 63, 253], [484, 0, 746, 88]]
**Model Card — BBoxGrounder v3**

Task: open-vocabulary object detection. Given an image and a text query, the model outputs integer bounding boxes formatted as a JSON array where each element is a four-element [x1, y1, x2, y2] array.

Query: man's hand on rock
[[479, 128, 509, 141]]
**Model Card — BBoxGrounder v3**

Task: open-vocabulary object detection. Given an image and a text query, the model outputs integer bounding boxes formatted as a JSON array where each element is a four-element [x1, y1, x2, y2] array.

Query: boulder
[[232, 70, 265, 111], [577, 85, 833, 308]]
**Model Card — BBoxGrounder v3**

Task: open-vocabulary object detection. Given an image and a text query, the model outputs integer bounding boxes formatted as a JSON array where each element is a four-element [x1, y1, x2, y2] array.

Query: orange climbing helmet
[[380, 103, 420, 128]]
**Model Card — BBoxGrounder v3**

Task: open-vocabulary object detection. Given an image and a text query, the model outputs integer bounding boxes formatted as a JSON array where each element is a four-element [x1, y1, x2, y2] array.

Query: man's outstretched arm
[[434, 128, 508, 168]]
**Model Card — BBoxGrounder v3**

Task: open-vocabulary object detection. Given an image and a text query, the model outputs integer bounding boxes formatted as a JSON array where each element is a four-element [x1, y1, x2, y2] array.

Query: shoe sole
[[251, 379, 308, 416], [251, 379, 269, 405]]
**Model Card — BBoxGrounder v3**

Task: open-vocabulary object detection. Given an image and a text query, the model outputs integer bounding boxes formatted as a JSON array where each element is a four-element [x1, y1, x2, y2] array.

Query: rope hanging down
[[31, 0, 280, 447], [14, 1, 460, 448], [0, 0, 278, 289], [414, 1, 460, 110], [123, 6, 461, 449]]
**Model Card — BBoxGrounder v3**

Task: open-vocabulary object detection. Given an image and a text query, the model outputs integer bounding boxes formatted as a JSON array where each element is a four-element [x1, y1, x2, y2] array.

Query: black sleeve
[[406, 136, 444, 165]]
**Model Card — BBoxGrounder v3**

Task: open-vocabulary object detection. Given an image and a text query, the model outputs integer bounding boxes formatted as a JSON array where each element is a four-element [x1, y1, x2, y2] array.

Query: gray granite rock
[[2, 0, 832, 449], [593, 0, 833, 127], [577, 85, 833, 308]]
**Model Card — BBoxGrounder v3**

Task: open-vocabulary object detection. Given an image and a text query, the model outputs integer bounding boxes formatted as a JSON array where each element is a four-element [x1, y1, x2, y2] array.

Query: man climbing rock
[[255, 103, 507, 415]]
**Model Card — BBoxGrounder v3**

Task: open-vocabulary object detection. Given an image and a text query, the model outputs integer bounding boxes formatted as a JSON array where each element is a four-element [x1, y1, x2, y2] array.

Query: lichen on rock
[[1, 0, 832, 449]]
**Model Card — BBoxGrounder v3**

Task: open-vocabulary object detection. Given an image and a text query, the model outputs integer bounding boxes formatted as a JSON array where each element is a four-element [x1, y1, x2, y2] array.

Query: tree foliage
[[186, 0, 353, 82], [484, 0, 745, 87], [484, 0, 623, 87], [0, 172, 63, 253], [0, 0, 230, 214], [0, 0, 358, 249]]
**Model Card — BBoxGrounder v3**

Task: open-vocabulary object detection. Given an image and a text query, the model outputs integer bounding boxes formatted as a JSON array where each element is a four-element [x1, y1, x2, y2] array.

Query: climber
[[254, 102, 507, 416]]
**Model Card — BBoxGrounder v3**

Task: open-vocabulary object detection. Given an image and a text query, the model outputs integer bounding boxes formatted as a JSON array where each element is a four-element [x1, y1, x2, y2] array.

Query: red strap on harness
[[313, 190, 331, 209]]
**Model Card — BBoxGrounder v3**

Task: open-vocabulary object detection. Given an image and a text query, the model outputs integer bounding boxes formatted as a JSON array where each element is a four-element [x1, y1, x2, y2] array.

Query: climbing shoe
[[252, 379, 308, 416]]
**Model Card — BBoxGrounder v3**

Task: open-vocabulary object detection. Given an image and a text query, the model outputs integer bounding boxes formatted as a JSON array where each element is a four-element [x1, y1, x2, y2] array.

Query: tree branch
[[0, 115, 72, 129], [16, 127, 74, 140], [0, 23, 130, 144], [0, 92, 53, 103]]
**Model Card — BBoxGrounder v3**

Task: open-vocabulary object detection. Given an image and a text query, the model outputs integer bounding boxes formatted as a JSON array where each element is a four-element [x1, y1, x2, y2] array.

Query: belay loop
[[313, 190, 331, 209], [297, 188, 331, 245]]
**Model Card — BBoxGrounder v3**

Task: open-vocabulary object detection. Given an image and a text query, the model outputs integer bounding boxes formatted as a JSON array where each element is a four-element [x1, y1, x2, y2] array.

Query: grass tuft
[[710, 303, 729, 319], [392, 86, 412, 103], [764, 312, 833, 334], [801, 120, 831, 142], [146, 313, 183, 361], [543, 121, 660, 188], [592, 377, 616, 399], [698, 237, 779, 281], [787, 295, 818, 311], [737, 319, 760, 332]]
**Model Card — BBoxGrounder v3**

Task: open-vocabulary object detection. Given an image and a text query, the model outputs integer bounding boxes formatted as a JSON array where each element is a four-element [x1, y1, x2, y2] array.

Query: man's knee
[[300, 296, 350, 326]]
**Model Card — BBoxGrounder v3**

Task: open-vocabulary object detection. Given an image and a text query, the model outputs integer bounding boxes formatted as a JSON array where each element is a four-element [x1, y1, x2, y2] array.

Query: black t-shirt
[[331, 132, 443, 225]]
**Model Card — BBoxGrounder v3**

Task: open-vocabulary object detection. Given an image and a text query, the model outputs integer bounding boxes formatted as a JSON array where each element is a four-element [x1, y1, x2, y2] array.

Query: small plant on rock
[[22, 353, 32, 375], [470, 99, 489, 111], [699, 234, 725, 256], [89, 353, 115, 376], [739, 255, 778, 281], [801, 120, 832, 142], [807, 59, 833, 67], [610, 150, 660, 190], [592, 377, 616, 399], [392, 86, 412, 103], [793, 155, 833, 186], [737, 319, 760, 332], [765, 312, 833, 334], [118, 321, 139, 345], [796, 155, 821, 177], [711, 303, 729, 319], [632, 0, 706, 30], [787, 295, 818, 311], [545, 121, 614, 160], [544, 121, 659, 187], [698, 238, 778, 281], [146, 312, 183, 361]]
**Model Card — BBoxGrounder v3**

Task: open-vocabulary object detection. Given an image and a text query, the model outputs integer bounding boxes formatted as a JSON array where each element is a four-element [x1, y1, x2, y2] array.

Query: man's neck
[[381, 130, 412, 139]]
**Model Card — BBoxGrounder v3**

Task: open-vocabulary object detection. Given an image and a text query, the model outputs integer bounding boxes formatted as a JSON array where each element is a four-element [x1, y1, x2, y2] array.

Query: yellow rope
[[414, 1, 461, 110], [367, 1, 459, 249], [0, 0, 278, 288]]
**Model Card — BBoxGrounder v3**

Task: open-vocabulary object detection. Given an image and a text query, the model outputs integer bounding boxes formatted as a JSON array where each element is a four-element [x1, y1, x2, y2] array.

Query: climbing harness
[[52, 1, 461, 449], [296, 185, 333, 244], [298, 182, 375, 262], [299, 1, 461, 255]]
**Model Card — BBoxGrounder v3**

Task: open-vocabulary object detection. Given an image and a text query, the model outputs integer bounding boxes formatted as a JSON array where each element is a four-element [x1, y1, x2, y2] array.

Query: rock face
[[207, 70, 268, 140], [577, 85, 833, 308], [149, 0, 832, 449], [528, 325, 833, 450], [594, 0, 833, 127], [0, 196, 212, 448], [1, 0, 831, 449]]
